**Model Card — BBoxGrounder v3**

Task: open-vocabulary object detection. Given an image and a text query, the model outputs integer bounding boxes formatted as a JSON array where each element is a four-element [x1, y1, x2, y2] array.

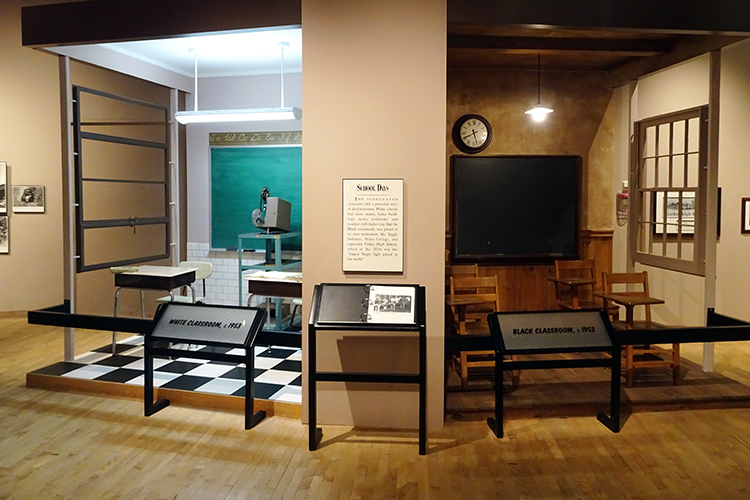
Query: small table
[[112, 265, 197, 353], [547, 277, 597, 309], [593, 292, 665, 329], [245, 271, 302, 330]]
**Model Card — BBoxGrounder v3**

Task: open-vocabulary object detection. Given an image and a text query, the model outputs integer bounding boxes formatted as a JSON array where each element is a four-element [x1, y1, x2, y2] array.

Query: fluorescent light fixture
[[175, 107, 301, 124], [175, 41, 301, 125], [525, 54, 553, 122]]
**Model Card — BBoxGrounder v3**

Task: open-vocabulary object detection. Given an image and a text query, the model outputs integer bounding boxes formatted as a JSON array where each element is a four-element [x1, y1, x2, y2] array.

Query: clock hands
[[462, 129, 479, 146]]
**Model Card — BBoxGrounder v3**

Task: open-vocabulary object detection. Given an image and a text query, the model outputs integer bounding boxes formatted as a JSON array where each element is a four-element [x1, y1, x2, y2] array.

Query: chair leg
[[625, 345, 634, 387], [672, 343, 680, 385], [510, 355, 520, 388], [460, 351, 469, 390]]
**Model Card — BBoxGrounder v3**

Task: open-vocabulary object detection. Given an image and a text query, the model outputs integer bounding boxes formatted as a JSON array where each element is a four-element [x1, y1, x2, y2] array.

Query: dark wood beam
[[22, 0, 301, 47], [448, 35, 671, 57], [449, 0, 750, 35], [607, 35, 747, 88]]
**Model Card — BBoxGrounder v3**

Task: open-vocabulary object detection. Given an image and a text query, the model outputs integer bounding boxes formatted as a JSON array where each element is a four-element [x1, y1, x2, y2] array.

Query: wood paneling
[[465, 230, 613, 311]]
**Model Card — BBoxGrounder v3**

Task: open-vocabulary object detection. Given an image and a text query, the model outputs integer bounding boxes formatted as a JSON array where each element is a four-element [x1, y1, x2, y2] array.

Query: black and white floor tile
[[31, 336, 302, 404]]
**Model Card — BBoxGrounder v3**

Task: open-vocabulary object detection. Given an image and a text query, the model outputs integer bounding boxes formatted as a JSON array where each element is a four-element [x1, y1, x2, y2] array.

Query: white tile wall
[[186, 242, 302, 307]]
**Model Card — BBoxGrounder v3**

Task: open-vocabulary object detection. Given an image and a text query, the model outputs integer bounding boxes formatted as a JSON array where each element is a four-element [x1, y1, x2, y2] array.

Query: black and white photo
[[12, 185, 45, 213], [0, 161, 6, 214], [0, 216, 8, 254]]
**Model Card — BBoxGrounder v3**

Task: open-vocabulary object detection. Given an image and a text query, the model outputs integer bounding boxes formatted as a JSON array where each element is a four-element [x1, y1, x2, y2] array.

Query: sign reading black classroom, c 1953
[[493, 310, 612, 353]]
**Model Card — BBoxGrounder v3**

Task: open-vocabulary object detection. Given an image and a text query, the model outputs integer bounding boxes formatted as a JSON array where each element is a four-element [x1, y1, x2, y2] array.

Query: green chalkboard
[[210, 146, 302, 250]]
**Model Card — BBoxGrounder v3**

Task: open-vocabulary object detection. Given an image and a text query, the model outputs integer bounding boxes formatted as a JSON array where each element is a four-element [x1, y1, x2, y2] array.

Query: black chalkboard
[[451, 155, 580, 261], [210, 146, 302, 250]]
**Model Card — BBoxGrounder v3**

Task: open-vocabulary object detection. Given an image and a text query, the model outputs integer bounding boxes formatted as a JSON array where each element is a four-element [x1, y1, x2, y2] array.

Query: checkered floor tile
[[30, 336, 302, 404]]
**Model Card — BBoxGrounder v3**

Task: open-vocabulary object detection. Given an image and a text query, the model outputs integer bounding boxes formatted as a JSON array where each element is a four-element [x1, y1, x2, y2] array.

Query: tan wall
[[716, 38, 750, 321], [624, 55, 710, 327], [446, 69, 616, 310], [302, 0, 446, 429], [0, 1, 68, 312], [69, 60, 173, 317]]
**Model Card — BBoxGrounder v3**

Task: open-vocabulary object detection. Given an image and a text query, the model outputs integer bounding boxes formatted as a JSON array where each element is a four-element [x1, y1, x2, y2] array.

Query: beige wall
[[0, 1, 67, 312], [612, 55, 710, 327], [302, 0, 446, 429], [446, 69, 614, 232], [716, 38, 750, 321]]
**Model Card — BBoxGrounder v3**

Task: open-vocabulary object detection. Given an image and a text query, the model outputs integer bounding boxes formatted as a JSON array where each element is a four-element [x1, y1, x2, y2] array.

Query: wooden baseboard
[[0, 310, 28, 318], [26, 372, 302, 419]]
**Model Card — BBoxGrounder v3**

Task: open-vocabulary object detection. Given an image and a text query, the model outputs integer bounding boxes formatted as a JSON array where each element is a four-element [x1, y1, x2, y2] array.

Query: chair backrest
[[181, 261, 213, 280], [450, 275, 501, 314], [555, 259, 596, 281], [180, 261, 213, 296], [602, 271, 651, 322], [554, 259, 597, 304]]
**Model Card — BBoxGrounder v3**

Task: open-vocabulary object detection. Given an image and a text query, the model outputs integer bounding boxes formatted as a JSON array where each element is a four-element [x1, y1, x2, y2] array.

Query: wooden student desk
[[547, 276, 597, 309], [245, 271, 302, 330], [593, 291, 665, 329]]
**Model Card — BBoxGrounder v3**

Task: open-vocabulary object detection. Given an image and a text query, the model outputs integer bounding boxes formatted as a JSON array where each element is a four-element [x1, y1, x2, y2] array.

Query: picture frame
[[653, 191, 695, 235], [0, 215, 8, 254], [742, 198, 750, 234], [12, 185, 45, 213], [0, 161, 6, 214]]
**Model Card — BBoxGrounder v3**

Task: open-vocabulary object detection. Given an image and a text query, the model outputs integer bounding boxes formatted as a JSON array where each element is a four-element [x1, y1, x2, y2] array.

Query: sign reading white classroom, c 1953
[[342, 179, 403, 272]]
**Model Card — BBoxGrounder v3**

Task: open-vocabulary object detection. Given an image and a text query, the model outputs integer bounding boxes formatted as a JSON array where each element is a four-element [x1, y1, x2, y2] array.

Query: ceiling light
[[174, 42, 301, 124], [525, 54, 553, 122]]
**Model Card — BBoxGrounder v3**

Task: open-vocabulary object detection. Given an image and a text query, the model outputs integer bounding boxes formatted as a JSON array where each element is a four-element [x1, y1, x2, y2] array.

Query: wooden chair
[[448, 274, 519, 389], [602, 271, 679, 386], [553, 259, 618, 318]]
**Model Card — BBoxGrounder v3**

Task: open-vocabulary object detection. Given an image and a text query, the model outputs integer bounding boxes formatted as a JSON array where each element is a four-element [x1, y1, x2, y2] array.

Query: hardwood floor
[[4, 317, 750, 498]]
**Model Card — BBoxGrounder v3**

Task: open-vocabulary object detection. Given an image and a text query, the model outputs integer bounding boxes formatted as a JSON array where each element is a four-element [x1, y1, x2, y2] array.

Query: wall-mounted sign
[[342, 178, 404, 272]]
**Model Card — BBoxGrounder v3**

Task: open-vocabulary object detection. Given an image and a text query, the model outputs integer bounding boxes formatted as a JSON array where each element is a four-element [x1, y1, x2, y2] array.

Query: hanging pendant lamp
[[525, 54, 553, 122], [174, 41, 301, 124]]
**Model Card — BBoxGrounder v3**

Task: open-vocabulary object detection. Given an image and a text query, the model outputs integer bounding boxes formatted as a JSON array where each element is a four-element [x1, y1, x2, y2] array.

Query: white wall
[[611, 55, 710, 327], [716, 38, 750, 321], [185, 73, 302, 245], [302, 0, 446, 429]]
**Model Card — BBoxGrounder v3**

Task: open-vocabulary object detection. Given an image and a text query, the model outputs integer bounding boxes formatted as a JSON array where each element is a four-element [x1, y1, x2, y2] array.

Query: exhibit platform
[[26, 335, 302, 419], [446, 352, 750, 421]]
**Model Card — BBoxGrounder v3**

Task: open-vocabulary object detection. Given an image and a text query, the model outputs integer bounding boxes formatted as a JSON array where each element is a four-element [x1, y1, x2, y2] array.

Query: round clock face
[[452, 114, 492, 154]]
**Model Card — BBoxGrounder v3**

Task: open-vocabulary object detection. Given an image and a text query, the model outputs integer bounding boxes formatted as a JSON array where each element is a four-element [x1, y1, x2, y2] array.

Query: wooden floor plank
[[6, 319, 750, 498]]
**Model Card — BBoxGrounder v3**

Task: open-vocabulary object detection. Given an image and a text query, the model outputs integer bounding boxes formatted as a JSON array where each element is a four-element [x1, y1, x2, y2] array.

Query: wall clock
[[452, 114, 492, 154]]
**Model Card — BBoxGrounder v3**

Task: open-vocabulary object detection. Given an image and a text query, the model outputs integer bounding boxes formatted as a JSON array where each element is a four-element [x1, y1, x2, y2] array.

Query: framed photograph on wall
[[0, 162, 6, 214], [12, 185, 45, 213], [742, 198, 750, 234], [0, 215, 8, 254]]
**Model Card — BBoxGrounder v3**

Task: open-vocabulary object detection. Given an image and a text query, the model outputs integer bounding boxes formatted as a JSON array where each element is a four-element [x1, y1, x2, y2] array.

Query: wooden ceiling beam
[[607, 35, 747, 88], [448, 34, 671, 56]]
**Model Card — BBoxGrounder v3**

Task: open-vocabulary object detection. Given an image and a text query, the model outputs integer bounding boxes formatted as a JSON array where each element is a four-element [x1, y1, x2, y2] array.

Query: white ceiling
[[97, 28, 302, 78]]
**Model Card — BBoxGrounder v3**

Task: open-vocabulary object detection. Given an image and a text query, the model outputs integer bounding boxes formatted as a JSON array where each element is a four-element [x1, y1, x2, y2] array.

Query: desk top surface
[[446, 295, 486, 306], [547, 277, 597, 286], [245, 270, 302, 283], [120, 265, 196, 278], [238, 231, 301, 240], [594, 292, 665, 306]]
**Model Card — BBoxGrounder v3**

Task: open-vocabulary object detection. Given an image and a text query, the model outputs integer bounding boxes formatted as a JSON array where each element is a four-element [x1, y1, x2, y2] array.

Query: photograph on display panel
[[0, 216, 8, 254], [12, 185, 45, 213], [0, 162, 6, 213]]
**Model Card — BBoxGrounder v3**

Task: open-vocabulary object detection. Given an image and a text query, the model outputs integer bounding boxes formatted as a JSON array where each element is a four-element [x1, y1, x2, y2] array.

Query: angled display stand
[[145, 302, 267, 429], [486, 309, 621, 438], [307, 283, 427, 455]]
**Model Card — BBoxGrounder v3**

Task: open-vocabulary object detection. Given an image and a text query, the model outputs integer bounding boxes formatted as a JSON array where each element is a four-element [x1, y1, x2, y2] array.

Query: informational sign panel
[[152, 303, 262, 346], [493, 310, 612, 352], [342, 179, 404, 272]]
